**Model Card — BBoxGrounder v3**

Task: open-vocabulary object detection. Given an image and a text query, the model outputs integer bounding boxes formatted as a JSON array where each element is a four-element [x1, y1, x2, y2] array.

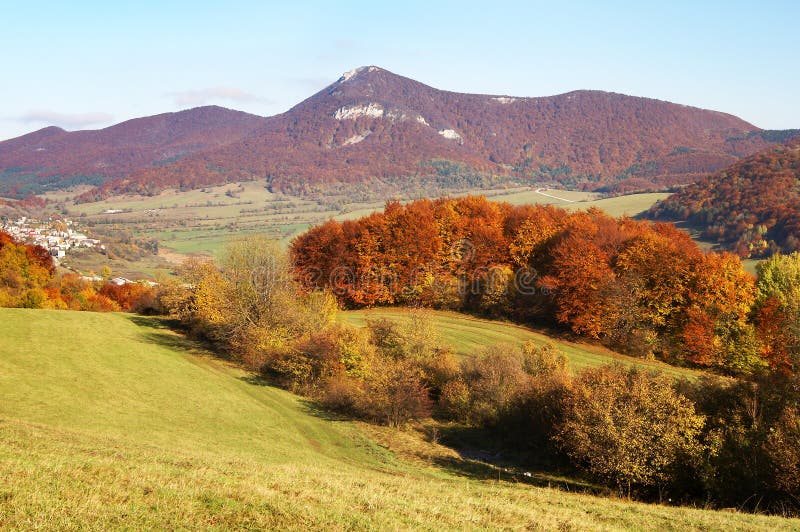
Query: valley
[[32, 183, 669, 278]]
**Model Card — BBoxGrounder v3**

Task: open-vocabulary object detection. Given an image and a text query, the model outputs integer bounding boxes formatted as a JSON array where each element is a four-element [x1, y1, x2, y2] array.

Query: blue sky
[[1, 0, 798, 140]]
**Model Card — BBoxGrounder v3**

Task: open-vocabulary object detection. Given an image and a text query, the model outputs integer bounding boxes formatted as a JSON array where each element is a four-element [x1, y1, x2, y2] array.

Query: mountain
[[0, 106, 265, 196], [1, 66, 796, 200], [647, 138, 800, 257]]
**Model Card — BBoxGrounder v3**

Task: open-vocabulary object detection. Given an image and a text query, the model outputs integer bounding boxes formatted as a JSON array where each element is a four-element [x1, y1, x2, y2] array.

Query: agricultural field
[[61, 251, 172, 280], [0, 307, 793, 530], [58, 182, 376, 260], [341, 308, 702, 379], [564, 193, 671, 217], [54, 183, 669, 266], [32, 182, 733, 282], [487, 189, 671, 218], [489, 188, 599, 205]]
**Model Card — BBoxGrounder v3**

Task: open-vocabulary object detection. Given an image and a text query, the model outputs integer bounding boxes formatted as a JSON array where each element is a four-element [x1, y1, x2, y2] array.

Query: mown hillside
[[1, 307, 794, 530], [648, 138, 800, 257], [341, 308, 701, 379]]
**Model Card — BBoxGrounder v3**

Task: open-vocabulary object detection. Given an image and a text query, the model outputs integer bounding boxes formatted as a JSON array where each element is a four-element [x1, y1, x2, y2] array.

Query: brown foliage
[[293, 197, 768, 374], [98, 282, 158, 312], [556, 364, 705, 496], [765, 407, 800, 497], [649, 138, 800, 257], [359, 357, 433, 427], [15, 68, 778, 201]]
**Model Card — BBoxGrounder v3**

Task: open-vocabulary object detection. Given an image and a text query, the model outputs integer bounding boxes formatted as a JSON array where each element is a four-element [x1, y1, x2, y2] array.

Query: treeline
[[291, 196, 800, 376], [164, 236, 800, 512], [0, 195, 46, 209], [0, 229, 160, 312]]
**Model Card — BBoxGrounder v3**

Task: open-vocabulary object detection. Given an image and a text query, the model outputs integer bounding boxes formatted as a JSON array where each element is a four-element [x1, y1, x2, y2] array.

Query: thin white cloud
[[333, 38, 356, 49], [167, 87, 270, 106], [292, 76, 331, 91], [18, 110, 114, 128]]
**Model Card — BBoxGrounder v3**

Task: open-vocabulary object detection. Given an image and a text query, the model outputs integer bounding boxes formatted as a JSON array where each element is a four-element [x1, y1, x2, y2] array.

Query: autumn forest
[[292, 195, 800, 376]]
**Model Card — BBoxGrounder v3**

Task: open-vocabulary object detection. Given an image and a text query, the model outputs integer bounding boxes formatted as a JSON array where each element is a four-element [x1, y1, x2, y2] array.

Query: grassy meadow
[[564, 192, 671, 217], [341, 308, 702, 379], [479, 189, 670, 218], [0, 307, 795, 529]]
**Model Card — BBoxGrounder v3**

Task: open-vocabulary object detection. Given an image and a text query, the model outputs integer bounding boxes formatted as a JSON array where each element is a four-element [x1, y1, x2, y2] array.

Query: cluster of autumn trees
[[0, 230, 160, 312], [291, 196, 800, 376], [443, 344, 800, 510], [163, 237, 800, 511], [649, 139, 800, 257], [0, 195, 46, 209]]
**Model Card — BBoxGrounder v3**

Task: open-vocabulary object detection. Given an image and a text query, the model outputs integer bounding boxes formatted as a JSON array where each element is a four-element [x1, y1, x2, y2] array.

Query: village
[[0, 215, 103, 262]]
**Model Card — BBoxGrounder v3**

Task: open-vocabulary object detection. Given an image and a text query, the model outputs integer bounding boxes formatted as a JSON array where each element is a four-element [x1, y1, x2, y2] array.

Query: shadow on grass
[[238, 374, 352, 422], [128, 315, 180, 330], [439, 458, 603, 495], [298, 399, 353, 422], [238, 374, 273, 387], [127, 315, 227, 358], [431, 424, 604, 494], [139, 331, 205, 354]]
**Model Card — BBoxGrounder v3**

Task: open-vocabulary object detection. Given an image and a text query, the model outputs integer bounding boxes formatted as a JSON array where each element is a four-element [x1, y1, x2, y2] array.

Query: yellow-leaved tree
[[556, 364, 705, 498], [164, 236, 338, 370]]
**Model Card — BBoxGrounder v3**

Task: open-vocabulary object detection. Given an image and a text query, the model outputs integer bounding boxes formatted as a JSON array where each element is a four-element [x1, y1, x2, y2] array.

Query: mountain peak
[[338, 66, 383, 82], [37, 125, 67, 134], [2, 67, 792, 201]]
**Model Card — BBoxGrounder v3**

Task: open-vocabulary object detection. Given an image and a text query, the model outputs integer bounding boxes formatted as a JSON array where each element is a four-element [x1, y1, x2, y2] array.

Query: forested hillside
[[2, 67, 793, 201], [648, 138, 800, 257], [0, 106, 265, 196], [80, 67, 785, 200]]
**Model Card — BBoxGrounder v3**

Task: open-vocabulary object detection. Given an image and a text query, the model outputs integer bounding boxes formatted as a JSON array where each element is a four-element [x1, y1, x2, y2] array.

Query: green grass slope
[[0, 308, 794, 529], [490, 189, 670, 217], [341, 308, 701, 379]]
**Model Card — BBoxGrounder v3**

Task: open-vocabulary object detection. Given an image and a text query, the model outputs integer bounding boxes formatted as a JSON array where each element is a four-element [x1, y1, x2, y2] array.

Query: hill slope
[[0, 308, 794, 529], [3, 66, 795, 200], [0, 106, 265, 196], [86, 66, 785, 200], [647, 138, 800, 257], [341, 308, 700, 379]]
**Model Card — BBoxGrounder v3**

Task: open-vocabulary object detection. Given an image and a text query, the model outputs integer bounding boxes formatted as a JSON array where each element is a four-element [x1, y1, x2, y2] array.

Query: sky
[[1, 0, 798, 140]]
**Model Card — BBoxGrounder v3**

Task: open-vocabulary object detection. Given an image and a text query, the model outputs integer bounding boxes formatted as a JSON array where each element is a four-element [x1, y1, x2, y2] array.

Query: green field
[[487, 189, 670, 218], [565, 193, 671, 217], [1, 308, 792, 529], [59, 183, 670, 265], [341, 308, 701, 379], [492, 188, 599, 205], [63, 181, 334, 259]]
